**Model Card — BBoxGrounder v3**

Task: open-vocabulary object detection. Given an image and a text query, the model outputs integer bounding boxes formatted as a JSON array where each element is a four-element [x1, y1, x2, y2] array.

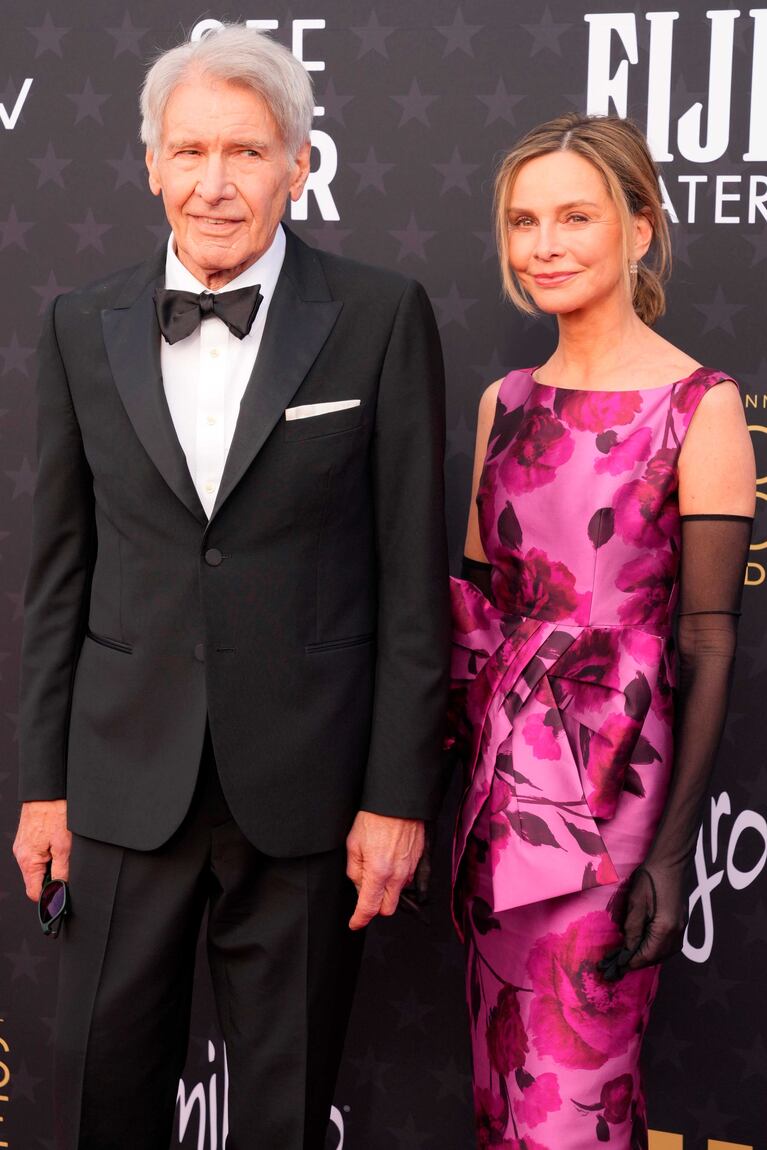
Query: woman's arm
[[603, 381, 755, 978], [464, 379, 502, 562]]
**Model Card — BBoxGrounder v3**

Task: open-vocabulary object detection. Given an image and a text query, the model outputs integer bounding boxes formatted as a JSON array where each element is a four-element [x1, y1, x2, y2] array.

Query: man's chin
[[176, 241, 260, 286]]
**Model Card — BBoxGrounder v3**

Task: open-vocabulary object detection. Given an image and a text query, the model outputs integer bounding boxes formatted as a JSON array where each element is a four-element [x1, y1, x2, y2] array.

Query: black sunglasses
[[37, 862, 70, 937]]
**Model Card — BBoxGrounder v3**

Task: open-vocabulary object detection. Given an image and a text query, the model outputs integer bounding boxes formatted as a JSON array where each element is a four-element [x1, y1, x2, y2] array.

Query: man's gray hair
[[140, 24, 314, 158]]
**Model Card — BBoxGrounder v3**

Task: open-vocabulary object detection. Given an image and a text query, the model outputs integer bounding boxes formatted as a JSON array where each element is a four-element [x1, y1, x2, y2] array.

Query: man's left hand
[[346, 812, 425, 930]]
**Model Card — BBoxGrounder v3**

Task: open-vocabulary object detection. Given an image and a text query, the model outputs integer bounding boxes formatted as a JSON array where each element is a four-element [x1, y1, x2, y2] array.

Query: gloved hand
[[599, 514, 752, 983], [599, 864, 688, 980]]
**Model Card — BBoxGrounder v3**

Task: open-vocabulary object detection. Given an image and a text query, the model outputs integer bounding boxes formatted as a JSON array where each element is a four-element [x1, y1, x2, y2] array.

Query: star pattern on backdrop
[[391, 79, 438, 127], [26, 12, 70, 57], [693, 285, 746, 337], [315, 77, 353, 127], [3, 937, 47, 982], [647, 1019, 695, 1072], [671, 227, 703, 267], [733, 899, 767, 944], [32, 271, 73, 313], [432, 282, 478, 329], [477, 78, 525, 126], [69, 208, 113, 253], [473, 230, 497, 263], [12, 1059, 44, 1103], [30, 142, 72, 190], [389, 214, 436, 262], [0, 333, 36, 376], [689, 1092, 739, 1140], [5, 457, 37, 498], [357, 922, 394, 966], [146, 222, 170, 247], [391, 987, 436, 1032], [445, 410, 475, 462], [522, 6, 572, 56], [67, 78, 110, 125], [350, 12, 395, 59], [349, 147, 394, 194], [430, 1056, 470, 1101], [692, 957, 740, 1008], [107, 144, 147, 191], [105, 12, 149, 57], [433, 147, 479, 196], [745, 230, 767, 266], [386, 1114, 431, 1150], [436, 8, 482, 57], [306, 225, 352, 255], [735, 1030, 767, 1080], [471, 348, 507, 383], [0, 205, 35, 251], [349, 1045, 392, 1091]]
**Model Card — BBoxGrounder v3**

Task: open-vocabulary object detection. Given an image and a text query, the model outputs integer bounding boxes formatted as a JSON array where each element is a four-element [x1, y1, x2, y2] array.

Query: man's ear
[[146, 150, 162, 197], [288, 141, 311, 202]]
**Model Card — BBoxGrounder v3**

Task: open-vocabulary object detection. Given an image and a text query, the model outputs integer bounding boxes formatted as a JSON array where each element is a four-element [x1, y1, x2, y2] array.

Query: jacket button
[[194, 643, 205, 663], [204, 548, 224, 567]]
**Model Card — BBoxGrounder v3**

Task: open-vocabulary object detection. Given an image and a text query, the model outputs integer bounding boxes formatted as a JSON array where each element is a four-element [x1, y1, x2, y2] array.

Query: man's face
[[146, 74, 310, 290]]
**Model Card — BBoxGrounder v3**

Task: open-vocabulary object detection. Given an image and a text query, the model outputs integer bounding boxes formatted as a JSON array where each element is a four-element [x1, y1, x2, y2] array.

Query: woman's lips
[[532, 271, 580, 286]]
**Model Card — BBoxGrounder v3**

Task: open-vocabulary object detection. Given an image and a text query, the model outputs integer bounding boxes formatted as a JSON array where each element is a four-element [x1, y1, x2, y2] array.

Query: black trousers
[[53, 739, 364, 1149]]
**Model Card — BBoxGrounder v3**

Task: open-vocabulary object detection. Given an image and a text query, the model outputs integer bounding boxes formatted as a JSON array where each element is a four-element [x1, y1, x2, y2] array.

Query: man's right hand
[[13, 800, 71, 901]]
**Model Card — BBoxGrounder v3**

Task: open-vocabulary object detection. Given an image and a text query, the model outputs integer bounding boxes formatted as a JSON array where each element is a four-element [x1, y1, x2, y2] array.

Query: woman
[[450, 113, 755, 1149]]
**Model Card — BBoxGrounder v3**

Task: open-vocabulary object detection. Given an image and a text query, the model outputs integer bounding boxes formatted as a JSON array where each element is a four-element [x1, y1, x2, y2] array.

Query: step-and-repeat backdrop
[[2, 2, 766, 1147]]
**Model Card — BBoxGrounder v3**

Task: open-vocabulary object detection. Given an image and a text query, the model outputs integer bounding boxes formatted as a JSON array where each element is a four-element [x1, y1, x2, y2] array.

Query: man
[[13, 25, 449, 1150]]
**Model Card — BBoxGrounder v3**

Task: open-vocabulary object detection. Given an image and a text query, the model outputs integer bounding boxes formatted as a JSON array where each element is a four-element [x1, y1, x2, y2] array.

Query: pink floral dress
[[450, 366, 729, 1149]]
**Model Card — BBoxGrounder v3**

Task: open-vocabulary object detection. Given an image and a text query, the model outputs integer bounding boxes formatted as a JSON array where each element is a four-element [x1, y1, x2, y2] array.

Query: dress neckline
[[528, 364, 711, 395]]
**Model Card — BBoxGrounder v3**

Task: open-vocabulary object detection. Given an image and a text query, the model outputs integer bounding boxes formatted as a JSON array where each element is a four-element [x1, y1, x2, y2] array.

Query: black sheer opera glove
[[460, 555, 493, 601], [600, 515, 753, 981]]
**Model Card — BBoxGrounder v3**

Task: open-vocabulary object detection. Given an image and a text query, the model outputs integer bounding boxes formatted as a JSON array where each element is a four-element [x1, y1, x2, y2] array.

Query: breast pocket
[[284, 404, 363, 442]]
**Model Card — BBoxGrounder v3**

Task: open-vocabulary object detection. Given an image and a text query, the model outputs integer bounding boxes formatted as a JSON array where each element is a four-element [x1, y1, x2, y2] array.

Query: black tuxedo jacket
[[18, 228, 450, 855]]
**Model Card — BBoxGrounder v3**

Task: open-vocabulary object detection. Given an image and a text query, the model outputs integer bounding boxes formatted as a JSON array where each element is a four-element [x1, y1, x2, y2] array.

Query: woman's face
[[505, 150, 647, 318]]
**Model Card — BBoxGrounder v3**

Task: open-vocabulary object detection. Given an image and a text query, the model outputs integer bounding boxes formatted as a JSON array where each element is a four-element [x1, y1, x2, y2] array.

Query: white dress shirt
[[160, 224, 286, 518]]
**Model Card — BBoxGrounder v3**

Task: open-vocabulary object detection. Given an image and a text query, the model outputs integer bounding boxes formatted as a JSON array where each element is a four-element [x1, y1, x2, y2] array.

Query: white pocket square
[[285, 400, 361, 421]]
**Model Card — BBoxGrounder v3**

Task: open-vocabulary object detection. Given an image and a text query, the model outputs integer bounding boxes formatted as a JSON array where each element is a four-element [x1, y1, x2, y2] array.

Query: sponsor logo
[[586, 11, 767, 224]]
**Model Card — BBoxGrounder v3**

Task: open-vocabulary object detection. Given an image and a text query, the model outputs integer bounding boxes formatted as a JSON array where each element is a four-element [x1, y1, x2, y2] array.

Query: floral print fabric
[[452, 367, 728, 1148]]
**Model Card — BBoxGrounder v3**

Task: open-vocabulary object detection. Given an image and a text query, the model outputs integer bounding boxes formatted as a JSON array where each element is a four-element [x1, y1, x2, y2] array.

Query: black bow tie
[[153, 284, 263, 345]]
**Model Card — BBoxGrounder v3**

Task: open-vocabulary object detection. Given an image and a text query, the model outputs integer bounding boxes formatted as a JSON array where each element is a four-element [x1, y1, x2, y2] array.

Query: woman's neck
[[541, 300, 655, 389]]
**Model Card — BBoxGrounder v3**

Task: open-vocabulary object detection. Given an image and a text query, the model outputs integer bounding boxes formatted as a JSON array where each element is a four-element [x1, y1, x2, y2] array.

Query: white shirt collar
[[164, 223, 286, 297]]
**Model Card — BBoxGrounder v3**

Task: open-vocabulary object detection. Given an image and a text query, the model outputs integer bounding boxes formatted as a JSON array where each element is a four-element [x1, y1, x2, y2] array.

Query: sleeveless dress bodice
[[450, 366, 729, 916]]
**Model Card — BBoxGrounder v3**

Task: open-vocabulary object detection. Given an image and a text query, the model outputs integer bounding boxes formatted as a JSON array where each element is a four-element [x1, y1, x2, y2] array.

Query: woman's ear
[[633, 210, 653, 261]]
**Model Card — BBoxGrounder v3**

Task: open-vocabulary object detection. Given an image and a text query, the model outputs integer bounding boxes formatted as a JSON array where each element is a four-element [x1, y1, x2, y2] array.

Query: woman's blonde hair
[[493, 113, 671, 326]]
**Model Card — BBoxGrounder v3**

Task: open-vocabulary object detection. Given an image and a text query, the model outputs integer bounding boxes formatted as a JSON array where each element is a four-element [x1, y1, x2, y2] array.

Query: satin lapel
[[101, 272, 207, 525], [211, 246, 342, 519]]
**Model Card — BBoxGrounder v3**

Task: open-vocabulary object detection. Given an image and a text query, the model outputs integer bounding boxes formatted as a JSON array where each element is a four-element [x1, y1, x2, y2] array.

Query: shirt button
[[194, 642, 205, 663], [205, 548, 224, 567], [209, 348, 220, 359], [206, 416, 217, 426], [204, 482, 215, 494]]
